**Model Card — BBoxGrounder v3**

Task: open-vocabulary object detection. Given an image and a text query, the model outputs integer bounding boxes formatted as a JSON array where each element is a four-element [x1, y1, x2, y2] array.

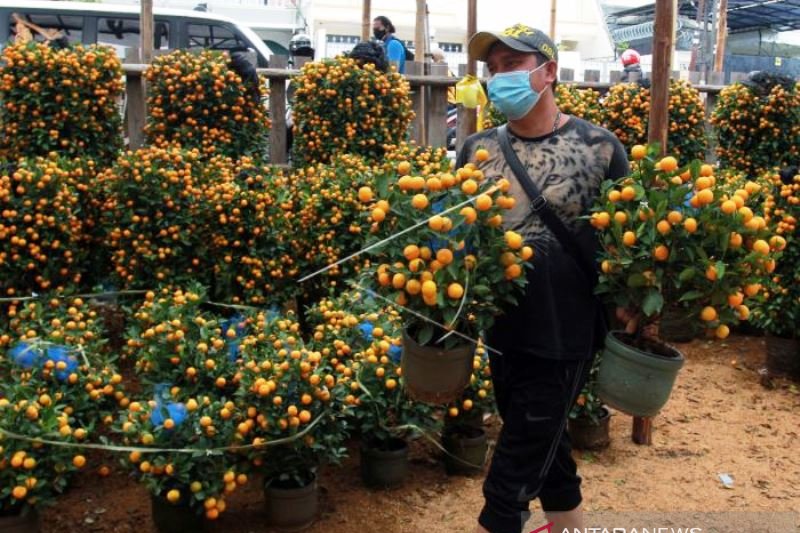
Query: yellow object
[[455, 75, 489, 132]]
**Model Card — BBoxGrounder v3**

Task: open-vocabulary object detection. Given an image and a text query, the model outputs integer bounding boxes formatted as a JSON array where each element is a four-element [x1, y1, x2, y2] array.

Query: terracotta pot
[[568, 406, 611, 451]]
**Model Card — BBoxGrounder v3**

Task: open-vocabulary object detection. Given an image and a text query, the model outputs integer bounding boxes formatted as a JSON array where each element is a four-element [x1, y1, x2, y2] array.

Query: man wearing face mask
[[455, 24, 629, 533], [373, 16, 407, 74]]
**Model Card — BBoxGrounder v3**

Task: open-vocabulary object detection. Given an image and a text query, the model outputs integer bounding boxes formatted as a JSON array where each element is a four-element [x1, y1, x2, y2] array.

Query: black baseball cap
[[468, 24, 558, 63]]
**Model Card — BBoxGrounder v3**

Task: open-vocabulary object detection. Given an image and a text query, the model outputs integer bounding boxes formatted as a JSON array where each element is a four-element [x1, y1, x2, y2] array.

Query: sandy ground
[[41, 335, 800, 533]]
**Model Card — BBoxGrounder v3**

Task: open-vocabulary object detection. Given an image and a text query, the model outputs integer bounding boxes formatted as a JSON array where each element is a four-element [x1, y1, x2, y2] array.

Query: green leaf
[[715, 260, 726, 280], [679, 290, 704, 302], [473, 285, 491, 297], [679, 267, 696, 282], [642, 290, 664, 317], [417, 325, 434, 346], [627, 273, 647, 288]]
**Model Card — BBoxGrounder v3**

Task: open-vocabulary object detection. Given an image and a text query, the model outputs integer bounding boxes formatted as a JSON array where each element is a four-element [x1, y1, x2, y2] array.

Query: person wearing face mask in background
[[372, 16, 407, 74], [455, 24, 629, 533]]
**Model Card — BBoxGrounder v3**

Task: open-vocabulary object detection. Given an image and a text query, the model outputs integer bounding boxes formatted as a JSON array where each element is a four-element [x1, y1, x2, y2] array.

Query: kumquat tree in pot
[[362, 150, 532, 404], [589, 144, 781, 417]]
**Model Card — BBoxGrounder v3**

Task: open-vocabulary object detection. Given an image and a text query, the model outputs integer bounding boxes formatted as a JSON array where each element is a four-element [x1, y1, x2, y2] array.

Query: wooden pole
[[361, 0, 371, 41], [637, 0, 676, 446], [140, 0, 153, 64], [456, 0, 478, 152], [415, 0, 426, 63], [549, 0, 557, 40], [689, 0, 706, 72], [714, 0, 728, 72]]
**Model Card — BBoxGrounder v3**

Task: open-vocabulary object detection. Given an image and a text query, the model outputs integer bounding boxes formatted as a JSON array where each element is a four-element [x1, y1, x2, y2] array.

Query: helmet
[[289, 33, 312, 54], [621, 49, 641, 67]]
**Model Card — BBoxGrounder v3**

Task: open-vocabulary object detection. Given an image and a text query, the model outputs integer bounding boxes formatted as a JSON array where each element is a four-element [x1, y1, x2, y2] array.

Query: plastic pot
[[401, 332, 474, 404], [568, 406, 611, 451], [360, 438, 409, 489], [0, 507, 40, 533], [442, 426, 488, 476], [151, 493, 206, 533], [596, 331, 685, 417], [765, 334, 800, 381], [264, 475, 318, 532]]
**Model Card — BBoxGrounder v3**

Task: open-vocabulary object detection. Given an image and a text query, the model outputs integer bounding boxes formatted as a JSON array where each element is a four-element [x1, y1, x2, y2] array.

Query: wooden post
[[637, 0, 676, 446], [140, 0, 153, 64], [428, 64, 449, 148], [268, 55, 288, 165], [714, 0, 728, 72], [415, 0, 426, 63], [125, 66, 146, 150], [456, 0, 478, 151], [409, 62, 426, 145], [689, 0, 706, 72], [361, 0, 371, 41], [549, 0, 557, 40]]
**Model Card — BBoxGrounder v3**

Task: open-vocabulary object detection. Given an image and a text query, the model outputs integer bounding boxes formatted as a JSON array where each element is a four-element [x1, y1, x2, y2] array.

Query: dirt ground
[[41, 335, 800, 533]]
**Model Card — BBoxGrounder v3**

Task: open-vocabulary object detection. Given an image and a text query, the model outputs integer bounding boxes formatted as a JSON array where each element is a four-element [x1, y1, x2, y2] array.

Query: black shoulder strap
[[496, 124, 599, 288]]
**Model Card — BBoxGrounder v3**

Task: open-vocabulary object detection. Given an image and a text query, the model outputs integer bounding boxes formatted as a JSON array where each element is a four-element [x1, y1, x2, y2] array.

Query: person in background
[[349, 40, 389, 72], [619, 48, 650, 87], [373, 15, 406, 74], [432, 48, 457, 105]]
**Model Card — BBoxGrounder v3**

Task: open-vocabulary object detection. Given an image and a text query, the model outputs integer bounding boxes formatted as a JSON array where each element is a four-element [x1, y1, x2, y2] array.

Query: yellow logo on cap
[[501, 24, 534, 38], [539, 43, 555, 59]]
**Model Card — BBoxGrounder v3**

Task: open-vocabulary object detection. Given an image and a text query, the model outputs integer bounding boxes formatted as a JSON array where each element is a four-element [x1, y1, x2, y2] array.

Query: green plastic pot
[[264, 476, 318, 532], [765, 334, 800, 381], [360, 438, 409, 489], [151, 493, 206, 533], [442, 426, 488, 476], [401, 332, 474, 404], [596, 331, 685, 417]]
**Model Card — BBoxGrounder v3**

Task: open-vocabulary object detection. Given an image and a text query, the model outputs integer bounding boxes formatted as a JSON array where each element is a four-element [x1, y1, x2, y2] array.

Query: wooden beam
[[140, 0, 153, 64], [126, 70, 146, 150], [362, 0, 371, 41], [457, 0, 478, 148], [467, 0, 477, 77], [638, 0, 676, 446], [647, 0, 674, 154], [550, 0, 557, 40], [428, 63, 449, 148], [269, 55, 288, 165], [415, 0, 426, 64], [689, 0, 706, 72], [714, 0, 728, 72]]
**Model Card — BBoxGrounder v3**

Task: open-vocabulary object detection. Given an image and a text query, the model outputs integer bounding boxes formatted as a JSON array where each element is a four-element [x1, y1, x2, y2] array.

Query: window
[[97, 17, 170, 56], [9, 13, 83, 44], [187, 23, 247, 51]]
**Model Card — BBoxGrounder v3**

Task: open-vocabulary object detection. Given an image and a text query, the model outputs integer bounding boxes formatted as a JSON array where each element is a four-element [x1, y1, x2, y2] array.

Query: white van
[[0, 0, 276, 66]]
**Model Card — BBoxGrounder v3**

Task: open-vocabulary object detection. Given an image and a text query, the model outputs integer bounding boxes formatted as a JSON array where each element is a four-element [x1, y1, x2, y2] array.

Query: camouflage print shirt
[[456, 116, 629, 360]]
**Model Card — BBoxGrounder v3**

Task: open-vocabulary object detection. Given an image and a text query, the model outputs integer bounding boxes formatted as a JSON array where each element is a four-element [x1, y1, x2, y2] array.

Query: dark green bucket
[[596, 331, 685, 417], [263, 476, 318, 532], [0, 506, 40, 533], [360, 438, 409, 489], [151, 493, 206, 533], [442, 426, 488, 476]]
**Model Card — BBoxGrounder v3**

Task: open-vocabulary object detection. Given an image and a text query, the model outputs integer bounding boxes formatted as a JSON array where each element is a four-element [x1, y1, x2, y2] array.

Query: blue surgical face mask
[[487, 62, 549, 120]]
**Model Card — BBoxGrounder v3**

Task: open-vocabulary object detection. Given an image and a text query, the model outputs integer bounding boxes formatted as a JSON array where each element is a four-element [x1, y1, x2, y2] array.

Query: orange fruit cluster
[[0, 42, 123, 166], [145, 50, 271, 160], [291, 57, 415, 166], [601, 80, 707, 161], [711, 79, 800, 175], [0, 157, 85, 296]]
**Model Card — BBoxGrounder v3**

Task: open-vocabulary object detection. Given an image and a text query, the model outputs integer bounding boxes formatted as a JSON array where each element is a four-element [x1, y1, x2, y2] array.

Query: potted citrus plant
[[235, 313, 349, 532], [753, 167, 799, 380], [0, 382, 86, 533], [441, 345, 495, 476], [567, 354, 610, 451], [591, 145, 779, 417], [364, 153, 531, 403]]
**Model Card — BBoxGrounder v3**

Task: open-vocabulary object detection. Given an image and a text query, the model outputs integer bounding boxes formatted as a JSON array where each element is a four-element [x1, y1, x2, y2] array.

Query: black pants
[[479, 351, 592, 533]]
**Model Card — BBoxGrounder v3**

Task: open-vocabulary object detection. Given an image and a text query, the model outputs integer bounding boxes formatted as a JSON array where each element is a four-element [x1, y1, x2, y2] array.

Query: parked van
[[0, 0, 276, 66]]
